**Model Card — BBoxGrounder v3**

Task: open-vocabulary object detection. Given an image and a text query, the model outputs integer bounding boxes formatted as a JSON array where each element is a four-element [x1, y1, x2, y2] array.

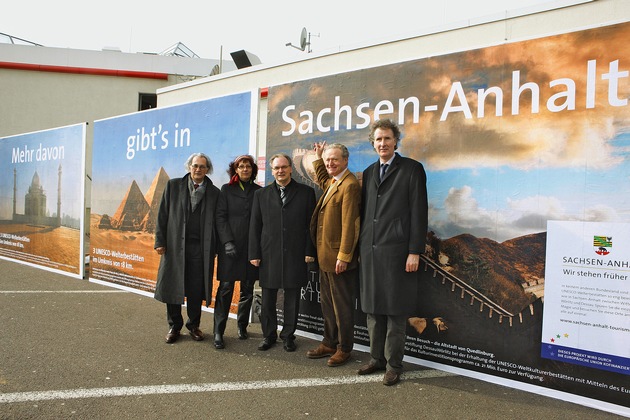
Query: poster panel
[[90, 93, 253, 300], [0, 124, 86, 278], [266, 22, 629, 414], [542, 221, 629, 376]]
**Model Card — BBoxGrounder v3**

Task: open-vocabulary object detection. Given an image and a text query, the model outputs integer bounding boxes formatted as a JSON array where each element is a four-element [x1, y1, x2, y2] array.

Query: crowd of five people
[[153, 118, 428, 386]]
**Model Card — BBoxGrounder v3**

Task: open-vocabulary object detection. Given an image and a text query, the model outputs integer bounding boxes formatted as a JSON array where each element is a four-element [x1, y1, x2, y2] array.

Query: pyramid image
[[140, 208, 156, 233], [142, 167, 170, 233], [98, 213, 113, 229], [110, 180, 150, 231]]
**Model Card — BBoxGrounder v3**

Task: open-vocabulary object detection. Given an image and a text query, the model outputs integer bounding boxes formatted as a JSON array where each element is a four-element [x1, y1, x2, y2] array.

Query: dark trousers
[[260, 287, 300, 341], [213, 278, 255, 335], [319, 269, 356, 352], [166, 256, 204, 331], [366, 313, 408, 373]]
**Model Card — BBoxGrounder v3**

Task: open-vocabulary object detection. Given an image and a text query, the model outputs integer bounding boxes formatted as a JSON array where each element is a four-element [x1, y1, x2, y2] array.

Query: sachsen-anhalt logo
[[593, 236, 612, 255]]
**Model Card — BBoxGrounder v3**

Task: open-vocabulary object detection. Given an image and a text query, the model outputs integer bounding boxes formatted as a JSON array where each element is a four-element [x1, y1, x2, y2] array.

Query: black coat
[[216, 181, 261, 283], [249, 179, 316, 289], [359, 153, 428, 315], [154, 174, 219, 305]]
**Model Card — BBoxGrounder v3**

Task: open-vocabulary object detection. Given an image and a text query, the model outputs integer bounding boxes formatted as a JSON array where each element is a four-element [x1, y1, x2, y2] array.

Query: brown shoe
[[357, 362, 386, 375], [383, 370, 401, 386], [165, 328, 180, 344], [306, 344, 336, 359], [327, 350, 351, 367], [189, 328, 204, 341]]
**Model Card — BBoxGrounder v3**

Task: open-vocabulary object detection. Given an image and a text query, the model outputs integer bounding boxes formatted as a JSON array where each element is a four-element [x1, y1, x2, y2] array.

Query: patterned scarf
[[190, 179, 206, 211]]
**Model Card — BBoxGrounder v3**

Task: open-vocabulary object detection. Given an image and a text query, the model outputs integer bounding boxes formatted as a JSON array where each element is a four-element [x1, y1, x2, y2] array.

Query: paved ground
[[0, 259, 626, 419]]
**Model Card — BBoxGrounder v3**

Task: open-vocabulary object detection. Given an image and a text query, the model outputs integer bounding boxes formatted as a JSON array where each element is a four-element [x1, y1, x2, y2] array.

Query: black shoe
[[214, 334, 225, 349], [189, 327, 204, 341], [237, 326, 248, 340], [283, 338, 297, 352], [165, 328, 180, 344], [257, 338, 276, 351]]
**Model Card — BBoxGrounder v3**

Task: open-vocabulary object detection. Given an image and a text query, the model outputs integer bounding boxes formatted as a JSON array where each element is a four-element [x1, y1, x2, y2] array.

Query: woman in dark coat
[[212, 155, 261, 349]]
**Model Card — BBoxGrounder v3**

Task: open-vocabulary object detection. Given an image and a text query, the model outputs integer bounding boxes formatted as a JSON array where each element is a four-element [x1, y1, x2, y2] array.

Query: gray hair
[[325, 143, 349, 159], [185, 152, 213, 175]]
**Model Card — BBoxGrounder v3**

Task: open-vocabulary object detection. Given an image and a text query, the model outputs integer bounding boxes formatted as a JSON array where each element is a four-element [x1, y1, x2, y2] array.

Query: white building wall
[[0, 43, 227, 139], [0, 67, 174, 137]]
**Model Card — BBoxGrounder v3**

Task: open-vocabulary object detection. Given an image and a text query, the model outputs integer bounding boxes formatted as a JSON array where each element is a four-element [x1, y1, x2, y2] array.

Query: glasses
[[272, 165, 290, 171], [237, 164, 252, 170], [191, 164, 208, 170]]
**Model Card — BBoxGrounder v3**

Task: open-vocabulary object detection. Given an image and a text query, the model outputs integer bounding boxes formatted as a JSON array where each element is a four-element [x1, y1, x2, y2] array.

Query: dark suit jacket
[[309, 158, 361, 273], [359, 153, 428, 315], [154, 173, 219, 305], [249, 179, 316, 289]]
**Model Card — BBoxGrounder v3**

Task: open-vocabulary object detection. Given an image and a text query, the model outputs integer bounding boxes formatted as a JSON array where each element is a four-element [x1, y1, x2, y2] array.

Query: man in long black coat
[[154, 153, 219, 344], [358, 119, 428, 386], [249, 153, 316, 352]]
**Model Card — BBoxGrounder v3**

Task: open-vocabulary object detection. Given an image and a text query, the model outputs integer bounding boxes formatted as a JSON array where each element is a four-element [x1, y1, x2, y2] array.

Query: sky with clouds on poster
[[3, 0, 575, 65], [262, 18, 630, 243]]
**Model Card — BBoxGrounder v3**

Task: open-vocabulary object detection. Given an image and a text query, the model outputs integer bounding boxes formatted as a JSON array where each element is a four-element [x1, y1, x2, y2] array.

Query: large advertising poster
[[0, 124, 86, 278], [542, 221, 629, 376], [90, 93, 254, 297], [265, 22, 629, 414]]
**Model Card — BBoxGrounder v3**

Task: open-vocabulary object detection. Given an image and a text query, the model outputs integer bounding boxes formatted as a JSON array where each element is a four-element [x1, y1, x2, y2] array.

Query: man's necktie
[[380, 164, 389, 181], [194, 183, 199, 190], [280, 186, 286, 205], [323, 178, 336, 201]]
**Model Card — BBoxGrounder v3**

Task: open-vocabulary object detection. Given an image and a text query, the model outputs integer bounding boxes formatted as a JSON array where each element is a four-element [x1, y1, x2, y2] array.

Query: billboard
[[90, 93, 255, 298], [266, 22, 629, 414], [0, 124, 86, 278]]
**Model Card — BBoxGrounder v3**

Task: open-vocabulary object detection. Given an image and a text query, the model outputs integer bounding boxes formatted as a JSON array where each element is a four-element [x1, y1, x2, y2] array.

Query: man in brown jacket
[[307, 142, 361, 366]]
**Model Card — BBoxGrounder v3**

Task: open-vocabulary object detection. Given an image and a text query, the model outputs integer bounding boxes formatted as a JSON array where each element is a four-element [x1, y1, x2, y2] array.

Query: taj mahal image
[[12, 165, 62, 227]]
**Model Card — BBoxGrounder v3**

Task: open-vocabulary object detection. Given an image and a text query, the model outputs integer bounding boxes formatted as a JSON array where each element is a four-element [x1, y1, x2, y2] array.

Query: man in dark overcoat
[[358, 119, 428, 386], [154, 153, 220, 344], [249, 153, 316, 352]]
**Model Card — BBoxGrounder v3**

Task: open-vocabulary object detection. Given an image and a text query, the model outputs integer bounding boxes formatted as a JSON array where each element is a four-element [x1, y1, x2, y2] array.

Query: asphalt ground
[[0, 259, 625, 419]]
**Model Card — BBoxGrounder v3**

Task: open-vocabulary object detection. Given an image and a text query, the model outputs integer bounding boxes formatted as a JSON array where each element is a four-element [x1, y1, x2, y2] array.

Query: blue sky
[[0, 124, 85, 220], [425, 129, 630, 242], [92, 93, 252, 216]]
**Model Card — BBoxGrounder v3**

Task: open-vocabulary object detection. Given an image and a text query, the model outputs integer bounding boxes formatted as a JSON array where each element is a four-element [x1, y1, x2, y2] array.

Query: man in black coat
[[249, 153, 316, 352], [154, 153, 220, 344], [357, 119, 428, 386]]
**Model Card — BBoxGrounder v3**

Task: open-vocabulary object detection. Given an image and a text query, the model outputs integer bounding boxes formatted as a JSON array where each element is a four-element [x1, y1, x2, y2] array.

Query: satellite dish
[[209, 64, 221, 76], [300, 27, 308, 51], [286, 27, 316, 53]]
